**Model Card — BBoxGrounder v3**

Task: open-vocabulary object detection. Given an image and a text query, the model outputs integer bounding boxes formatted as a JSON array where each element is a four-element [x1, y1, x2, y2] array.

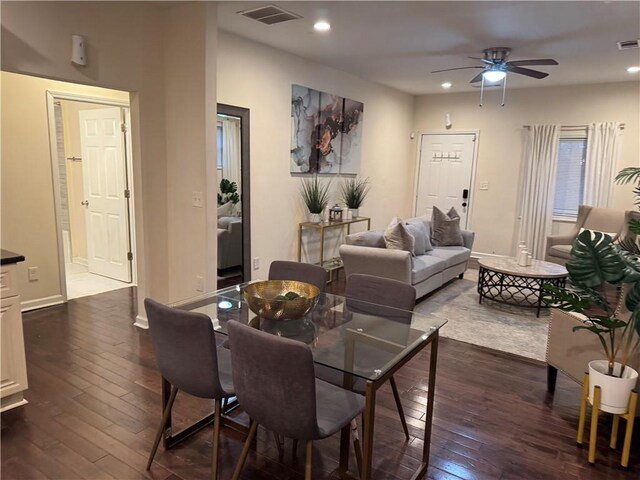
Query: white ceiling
[[218, 1, 640, 95]]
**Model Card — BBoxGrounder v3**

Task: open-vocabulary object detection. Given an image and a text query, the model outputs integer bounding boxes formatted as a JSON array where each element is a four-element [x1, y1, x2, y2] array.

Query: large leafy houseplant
[[340, 177, 370, 210], [300, 176, 331, 215], [544, 230, 640, 377], [218, 178, 240, 206]]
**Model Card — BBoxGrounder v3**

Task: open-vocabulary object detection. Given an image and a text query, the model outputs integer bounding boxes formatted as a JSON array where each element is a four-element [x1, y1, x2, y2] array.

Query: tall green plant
[[340, 177, 371, 209], [218, 178, 240, 206], [300, 176, 331, 214], [544, 230, 640, 377]]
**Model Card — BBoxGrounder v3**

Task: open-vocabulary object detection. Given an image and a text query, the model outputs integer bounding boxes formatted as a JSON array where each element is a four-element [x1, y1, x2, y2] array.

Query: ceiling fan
[[432, 47, 559, 106]]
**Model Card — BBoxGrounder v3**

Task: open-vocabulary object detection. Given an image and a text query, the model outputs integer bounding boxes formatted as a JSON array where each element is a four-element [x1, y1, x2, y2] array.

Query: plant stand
[[577, 372, 638, 467]]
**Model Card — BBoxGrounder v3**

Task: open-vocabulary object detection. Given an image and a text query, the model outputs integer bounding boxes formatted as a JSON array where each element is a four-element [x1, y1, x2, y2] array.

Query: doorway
[[216, 104, 251, 289], [415, 133, 478, 228], [48, 93, 135, 299]]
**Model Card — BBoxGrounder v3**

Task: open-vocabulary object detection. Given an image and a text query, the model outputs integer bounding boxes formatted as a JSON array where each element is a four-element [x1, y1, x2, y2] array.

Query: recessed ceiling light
[[627, 66, 640, 73], [313, 21, 331, 32], [441, 82, 452, 89]]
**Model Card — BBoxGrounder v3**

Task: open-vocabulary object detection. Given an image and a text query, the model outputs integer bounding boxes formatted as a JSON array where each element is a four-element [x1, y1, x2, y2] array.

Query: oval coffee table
[[477, 257, 568, 317]]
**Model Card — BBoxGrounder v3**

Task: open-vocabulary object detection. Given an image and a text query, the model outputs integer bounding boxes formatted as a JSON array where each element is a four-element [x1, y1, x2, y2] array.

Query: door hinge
[[124, 189, 130, 199], [121, 122, 127, 133], [127, 252, 133, 261]]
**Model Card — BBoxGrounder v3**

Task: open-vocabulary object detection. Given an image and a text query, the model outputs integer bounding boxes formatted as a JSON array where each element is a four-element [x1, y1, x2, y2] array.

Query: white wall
[[414, 81, 640, 256], [217, 32, 415, 279], [1, 1, 218, 320]]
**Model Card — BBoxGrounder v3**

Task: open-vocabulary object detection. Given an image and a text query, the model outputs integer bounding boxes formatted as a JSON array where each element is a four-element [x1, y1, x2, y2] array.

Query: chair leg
[[351, 418, 363, 475], [146, 385, 179, 470], [305, 440, 313, 480], [211, 398, 222, 480], [547, 365, 558, 394], [273, 431, 284, 459], [389, 376, 410, 440], [292, 438, 298, 462], [231, 419, 258, 480]]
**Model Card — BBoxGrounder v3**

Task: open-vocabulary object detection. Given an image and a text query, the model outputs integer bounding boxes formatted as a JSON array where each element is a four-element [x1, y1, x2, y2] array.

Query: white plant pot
[[349, 208, 359, 218], [588, 360, 638, 414], [307, 213, 322, 223]]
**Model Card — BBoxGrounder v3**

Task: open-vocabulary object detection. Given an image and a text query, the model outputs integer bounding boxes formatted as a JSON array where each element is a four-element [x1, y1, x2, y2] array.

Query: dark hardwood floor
[[2, 284, 638, 479]]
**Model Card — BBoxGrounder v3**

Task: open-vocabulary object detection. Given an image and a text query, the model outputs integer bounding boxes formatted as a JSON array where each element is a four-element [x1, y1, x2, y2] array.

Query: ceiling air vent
[[238, 4, 302, 25], [617, 39, 640, 50]]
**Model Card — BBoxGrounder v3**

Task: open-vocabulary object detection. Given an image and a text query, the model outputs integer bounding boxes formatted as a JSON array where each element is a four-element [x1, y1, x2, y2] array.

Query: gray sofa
[[339, 215, 474, 298], [217, 216, 242, 271]]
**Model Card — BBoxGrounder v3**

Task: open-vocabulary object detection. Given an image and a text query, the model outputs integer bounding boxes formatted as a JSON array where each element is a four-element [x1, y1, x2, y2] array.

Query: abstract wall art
[[290, 84, 364, 174]]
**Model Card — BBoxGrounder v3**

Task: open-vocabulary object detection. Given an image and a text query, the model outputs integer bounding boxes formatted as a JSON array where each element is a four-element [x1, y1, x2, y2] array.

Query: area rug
[[413, 269, 549, 361]]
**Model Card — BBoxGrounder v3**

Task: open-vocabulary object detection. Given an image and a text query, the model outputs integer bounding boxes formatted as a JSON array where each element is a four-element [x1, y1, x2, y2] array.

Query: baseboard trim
[[134, 314, 148, 329], [72, 257, 88, 267], [21, 295, 65, 312]]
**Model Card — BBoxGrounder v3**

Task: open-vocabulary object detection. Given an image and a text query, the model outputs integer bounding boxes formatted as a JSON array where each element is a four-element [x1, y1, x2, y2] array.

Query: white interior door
[[415, 133, 476, 228], [79, 107, 131, 282]]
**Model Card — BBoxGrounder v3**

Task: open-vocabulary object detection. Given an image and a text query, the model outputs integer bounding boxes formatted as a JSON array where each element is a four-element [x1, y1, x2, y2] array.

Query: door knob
[[81, 200, 89, 207]]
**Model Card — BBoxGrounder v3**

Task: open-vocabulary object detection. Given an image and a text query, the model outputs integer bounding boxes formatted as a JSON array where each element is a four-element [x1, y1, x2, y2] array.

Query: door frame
[[413, 130, 480, 229], [217, 103, 251, 283], [46, 91, 136, 302]]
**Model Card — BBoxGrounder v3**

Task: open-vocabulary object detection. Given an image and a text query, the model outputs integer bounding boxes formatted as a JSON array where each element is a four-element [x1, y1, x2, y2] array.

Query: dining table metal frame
[[158, 287, 442, 480]]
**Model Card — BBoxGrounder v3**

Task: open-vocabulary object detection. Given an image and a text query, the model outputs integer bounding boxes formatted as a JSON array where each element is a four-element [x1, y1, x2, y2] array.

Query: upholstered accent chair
[[144, 299, 235, 478], [545, 205, 629, 266], [227, 320, 365, 480]]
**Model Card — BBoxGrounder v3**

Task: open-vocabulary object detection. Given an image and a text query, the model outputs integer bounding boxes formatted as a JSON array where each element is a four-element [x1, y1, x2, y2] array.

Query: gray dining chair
[[144, 298, 235, 479], [321, 274, 416, 440], [269, 260, 328, 292], [227, 320, 364, 480]]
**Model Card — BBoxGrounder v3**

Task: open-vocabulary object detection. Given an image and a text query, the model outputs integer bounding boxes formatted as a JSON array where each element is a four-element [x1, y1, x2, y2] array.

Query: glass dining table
[[162, 282, 446, 480]]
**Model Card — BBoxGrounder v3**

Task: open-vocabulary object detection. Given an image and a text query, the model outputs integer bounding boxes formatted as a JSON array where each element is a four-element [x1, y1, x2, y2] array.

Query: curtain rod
[[523, 123, 625, 130]]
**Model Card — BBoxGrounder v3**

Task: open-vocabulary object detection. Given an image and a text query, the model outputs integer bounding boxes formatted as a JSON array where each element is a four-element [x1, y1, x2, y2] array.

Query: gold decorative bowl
[[243, 280, 320, 321]]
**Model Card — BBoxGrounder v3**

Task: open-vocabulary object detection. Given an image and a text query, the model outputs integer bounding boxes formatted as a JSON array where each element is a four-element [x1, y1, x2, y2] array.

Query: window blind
[[553, 138, 587, 217]]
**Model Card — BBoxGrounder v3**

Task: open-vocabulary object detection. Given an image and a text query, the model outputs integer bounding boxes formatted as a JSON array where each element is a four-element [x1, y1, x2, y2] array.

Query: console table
[[298, 217, 371, 280]]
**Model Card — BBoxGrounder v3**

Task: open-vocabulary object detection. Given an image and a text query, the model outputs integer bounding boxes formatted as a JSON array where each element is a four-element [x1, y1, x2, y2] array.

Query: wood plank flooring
[[2, 285, 638, 479]]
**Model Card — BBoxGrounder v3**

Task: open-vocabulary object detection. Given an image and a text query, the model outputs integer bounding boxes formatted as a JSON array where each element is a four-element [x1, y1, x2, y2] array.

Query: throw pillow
[[405, 221, 430, 255], [384, 216, 415, 254], [431, 206, 464, 246], [217, 201, 233, 218]]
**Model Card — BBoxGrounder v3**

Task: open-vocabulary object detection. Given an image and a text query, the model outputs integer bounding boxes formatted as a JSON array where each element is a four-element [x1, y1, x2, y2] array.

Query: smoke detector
[[238, 4, 302, 25]]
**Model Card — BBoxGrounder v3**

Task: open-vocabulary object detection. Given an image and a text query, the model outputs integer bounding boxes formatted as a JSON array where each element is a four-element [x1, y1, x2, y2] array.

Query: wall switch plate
[[192, 191, 204, 208], [196, 275, 204, 292], [28, 267, 38, 281], [479, 181, 489, 191], [253, 257, 260, 271]]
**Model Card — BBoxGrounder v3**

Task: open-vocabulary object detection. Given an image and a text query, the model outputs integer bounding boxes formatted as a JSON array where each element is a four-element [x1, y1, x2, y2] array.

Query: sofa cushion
[[217, 201, 233, 218], [405, 218, 433, 254], [431, 207, 464, 246], [429, 246, 471, 268], [549, 244, 572, 259], [384, 217, 415, 254], [411, 254, 445, 285], [345, 230, 386, 248]]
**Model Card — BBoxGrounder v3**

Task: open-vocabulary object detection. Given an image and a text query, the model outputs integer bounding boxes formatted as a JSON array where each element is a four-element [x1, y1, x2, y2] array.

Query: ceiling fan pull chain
[[501, 74, 508, 107]]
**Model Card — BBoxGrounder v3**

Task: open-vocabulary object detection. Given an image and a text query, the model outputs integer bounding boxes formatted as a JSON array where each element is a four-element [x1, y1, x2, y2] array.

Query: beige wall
[[1, 73, 128, 303], [1, 1, 218, 318], [414, 81, 640, 256], [217, 32, 415, 279]]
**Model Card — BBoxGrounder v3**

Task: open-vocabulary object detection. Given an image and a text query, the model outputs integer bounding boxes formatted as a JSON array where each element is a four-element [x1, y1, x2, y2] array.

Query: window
[[216, 123, 223, 169], [553, 136, 587, 218]]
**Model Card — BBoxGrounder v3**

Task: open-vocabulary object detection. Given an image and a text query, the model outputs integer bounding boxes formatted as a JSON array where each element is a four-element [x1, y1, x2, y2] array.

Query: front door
[[79, 107, 131, 282], [415, 133, 476, 228]]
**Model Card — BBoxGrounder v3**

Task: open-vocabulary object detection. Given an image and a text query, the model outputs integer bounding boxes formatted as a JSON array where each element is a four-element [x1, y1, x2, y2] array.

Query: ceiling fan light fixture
[[482, 70, 506, 82]]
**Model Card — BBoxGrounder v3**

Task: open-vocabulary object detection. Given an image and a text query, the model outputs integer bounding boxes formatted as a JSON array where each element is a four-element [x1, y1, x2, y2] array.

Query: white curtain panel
[[583, 122, 621, 207], [519, 125, 561, 259], [221, 117, 241, 193]]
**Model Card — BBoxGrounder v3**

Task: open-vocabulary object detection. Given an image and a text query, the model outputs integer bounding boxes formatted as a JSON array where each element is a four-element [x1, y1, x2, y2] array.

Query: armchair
[[217, 216, 242, 272], [545, 205, 629, 266]]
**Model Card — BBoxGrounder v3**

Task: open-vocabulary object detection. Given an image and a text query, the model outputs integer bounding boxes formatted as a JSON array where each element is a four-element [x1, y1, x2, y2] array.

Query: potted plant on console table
[[300, 176, 331, 223], [544, 230, 640, 414], [340, 176, 370, 218]]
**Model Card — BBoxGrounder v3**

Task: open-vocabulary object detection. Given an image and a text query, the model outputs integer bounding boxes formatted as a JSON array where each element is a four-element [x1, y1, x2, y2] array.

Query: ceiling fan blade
[[468, 56, 493, 65], [469, 72, 485, 83], [431, 66, 484, 73], [508, 59, 558, 66], [506, 65, 549, 79]]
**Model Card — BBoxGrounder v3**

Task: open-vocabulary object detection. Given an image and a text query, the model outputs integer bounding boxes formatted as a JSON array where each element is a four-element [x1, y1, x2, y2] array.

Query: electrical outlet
[[192, 191, 204, 208], [253, 257, 260, 271], [479, 181, 489, 191], [28, 266, 39, 281], [196, 275, 204, 292]]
